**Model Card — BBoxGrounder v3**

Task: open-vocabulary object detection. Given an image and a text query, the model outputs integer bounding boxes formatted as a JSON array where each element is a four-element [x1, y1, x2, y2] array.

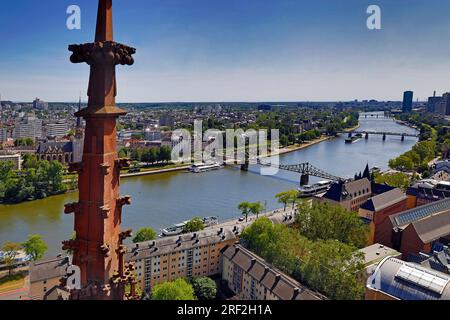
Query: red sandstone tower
[[62, 0, 138, 300]]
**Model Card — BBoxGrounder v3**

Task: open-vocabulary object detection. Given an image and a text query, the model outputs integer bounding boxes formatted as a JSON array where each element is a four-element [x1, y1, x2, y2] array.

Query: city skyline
[[1, 0, 450, 102]]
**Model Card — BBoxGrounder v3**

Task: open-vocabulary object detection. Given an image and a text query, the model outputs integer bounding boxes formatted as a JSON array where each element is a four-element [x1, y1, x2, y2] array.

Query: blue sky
[[0, 0, 449, 102]]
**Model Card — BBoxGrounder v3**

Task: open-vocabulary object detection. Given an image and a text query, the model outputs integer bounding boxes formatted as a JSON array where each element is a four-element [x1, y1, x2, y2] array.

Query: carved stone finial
[[64, 203, 81, 215], [117, 196, 132, 208], [119, 229, 133, 241], [100, 162, 111, 175], [99, 205, 110, 219], [100, 244, 111, 257], [62, 239, 79, 251], [116, 158, 132, 169], [69, 42, 136, 66], [116, 245, 127, 255]]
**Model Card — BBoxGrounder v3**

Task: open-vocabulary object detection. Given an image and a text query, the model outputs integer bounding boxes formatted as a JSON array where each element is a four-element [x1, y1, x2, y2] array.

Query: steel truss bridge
[[257, 160, 344, 186], [336, 130, 419, 140]]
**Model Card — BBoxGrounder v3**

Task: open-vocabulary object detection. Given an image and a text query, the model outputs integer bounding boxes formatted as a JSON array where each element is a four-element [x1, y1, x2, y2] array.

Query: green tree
[[141, 149, 152, 164], [249, 202, 264, 219], [22, 235, 48, 261], [241, 217, 275, 255], [241, 217, 365, 300], [22, 154, 39, 169], [152, 278, 196, 300], [297, 240, 365, 300], [295, 202, 368, 248], [238, 202, 251, 222], [133, 227, 157, 243], [14, 138, 34, 147], [275, 190, 298, 211], [159, 146, 172, 163], [47, 161, 67, 194], [280, 135, 289, 147], [1, 241, 21, 276], [118, 148, 128, 159], [374, 172, 411, 190], [183, 217, 205, 233], [149, 148, 160, 164], [191, 277, 217, 300], [389, 154, 414, 171]]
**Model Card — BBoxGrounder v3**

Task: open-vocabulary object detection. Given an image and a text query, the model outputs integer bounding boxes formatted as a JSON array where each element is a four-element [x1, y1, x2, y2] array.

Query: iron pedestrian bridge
[[257, 160, 344, 186], [336, 130, 419, 141]]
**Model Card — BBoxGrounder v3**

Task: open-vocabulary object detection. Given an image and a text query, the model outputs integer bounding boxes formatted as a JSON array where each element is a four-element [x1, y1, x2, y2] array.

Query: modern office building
[[46, 121, 68, 138], [144, 128, 162, 141], [12, 114, 43, 140], [402, 91, 414, 113], [0, 127, 8, 142], [32, 98, 48, 110], [427, 91, 441, 113], [159, 114, 175, 127]]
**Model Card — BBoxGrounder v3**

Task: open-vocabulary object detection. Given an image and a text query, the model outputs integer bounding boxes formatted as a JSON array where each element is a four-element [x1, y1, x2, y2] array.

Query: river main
[[0, 112, 418, 256]]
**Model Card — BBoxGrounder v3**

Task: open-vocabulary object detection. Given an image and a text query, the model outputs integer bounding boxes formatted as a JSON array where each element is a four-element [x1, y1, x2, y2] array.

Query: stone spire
[[95, 0, 114, 42], [63, 0, 138, 300]]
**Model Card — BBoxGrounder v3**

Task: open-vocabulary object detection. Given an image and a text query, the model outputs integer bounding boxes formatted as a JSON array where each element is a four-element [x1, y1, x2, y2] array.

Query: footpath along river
[[0, 112, 418, 256]]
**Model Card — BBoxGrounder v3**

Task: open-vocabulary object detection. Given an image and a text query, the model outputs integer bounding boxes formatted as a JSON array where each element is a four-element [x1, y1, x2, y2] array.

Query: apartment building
[[126, 211, 295, 293], [221, 244, 324, 300], [28, 209, 296, 299], [13, 114, 42, 140], [46, 120, 68, 138], [29, 256, 70, 300], [0, 127, 8, 142], [127, 228, 238, 292]]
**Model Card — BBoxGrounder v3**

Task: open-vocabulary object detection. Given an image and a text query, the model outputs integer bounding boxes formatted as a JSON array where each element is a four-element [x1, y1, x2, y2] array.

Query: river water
[[0, 112, 418, 256]]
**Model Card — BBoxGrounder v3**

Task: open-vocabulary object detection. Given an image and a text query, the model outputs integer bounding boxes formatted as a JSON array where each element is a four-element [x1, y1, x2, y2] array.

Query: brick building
[[406, 179, 450, 208], [358, 188, 408, 244], [376, 199, 450, 259], [315, 178, 396, 213], [314, 178, 373, 212]]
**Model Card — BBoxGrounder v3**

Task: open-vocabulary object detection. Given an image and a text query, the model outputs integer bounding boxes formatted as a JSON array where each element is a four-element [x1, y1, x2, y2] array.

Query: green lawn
[[0, 273, 26, 293]]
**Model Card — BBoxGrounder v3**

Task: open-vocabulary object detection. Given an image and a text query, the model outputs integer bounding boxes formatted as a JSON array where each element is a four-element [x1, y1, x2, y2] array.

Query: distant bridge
[[336, 130, 419, 141], [257, 160, 344, 186]]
